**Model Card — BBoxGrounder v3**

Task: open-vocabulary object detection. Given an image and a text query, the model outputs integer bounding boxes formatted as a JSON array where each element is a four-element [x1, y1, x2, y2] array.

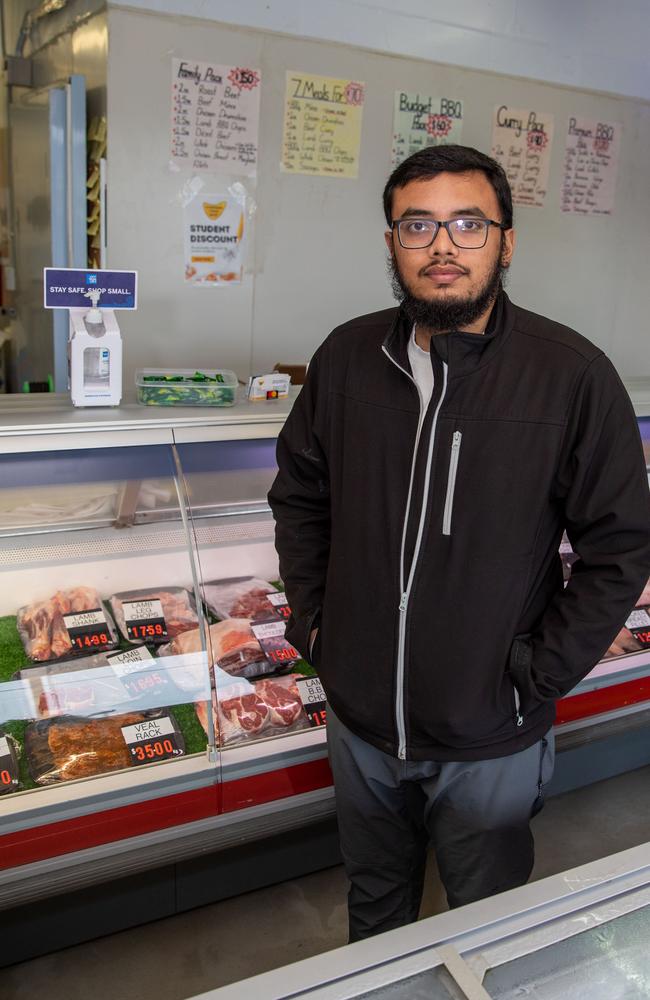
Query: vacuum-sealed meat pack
[[202, 577, 281, 621], [109, 587, 199, 644], [25, 709, 185, 784], [163, 619, 272, 679], [17, 587, 118, 662], [195, 673, 309, 747]]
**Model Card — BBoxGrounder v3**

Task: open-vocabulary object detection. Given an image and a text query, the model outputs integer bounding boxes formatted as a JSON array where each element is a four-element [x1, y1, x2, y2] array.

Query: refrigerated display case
[[0, 392, 648, 964], [200, 839, 650, 999]]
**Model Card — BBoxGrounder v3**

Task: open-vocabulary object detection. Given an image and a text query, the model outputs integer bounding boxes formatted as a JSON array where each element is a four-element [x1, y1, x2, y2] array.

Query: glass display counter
[[0, 394, 647, 955], [198, 841, 650, 999]]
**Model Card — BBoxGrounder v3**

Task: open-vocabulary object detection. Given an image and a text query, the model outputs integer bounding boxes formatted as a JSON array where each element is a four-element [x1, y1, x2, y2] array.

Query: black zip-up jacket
[[268, 292, 650, 761]]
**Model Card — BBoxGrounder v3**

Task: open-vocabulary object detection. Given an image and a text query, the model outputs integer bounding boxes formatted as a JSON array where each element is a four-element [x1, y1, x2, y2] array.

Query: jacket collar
[[382, 289, 515, 378]]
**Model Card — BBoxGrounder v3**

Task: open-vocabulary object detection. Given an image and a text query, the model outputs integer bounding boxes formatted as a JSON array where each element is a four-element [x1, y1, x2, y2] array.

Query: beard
[[388, 243, 507, 334]]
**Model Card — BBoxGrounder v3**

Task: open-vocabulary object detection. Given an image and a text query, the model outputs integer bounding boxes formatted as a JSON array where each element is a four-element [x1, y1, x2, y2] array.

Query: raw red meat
[[256, 678, 303, 727], [220, 692, 269, 733]]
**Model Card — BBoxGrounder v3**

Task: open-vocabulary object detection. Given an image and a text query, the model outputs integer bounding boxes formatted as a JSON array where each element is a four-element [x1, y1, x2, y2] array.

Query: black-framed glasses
[[392, 217, 507, 249]]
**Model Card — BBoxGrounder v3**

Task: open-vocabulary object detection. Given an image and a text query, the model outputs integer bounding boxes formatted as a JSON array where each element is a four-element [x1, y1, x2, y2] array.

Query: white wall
[[111, 0, 650, 102], [107, 7, 650, 384]]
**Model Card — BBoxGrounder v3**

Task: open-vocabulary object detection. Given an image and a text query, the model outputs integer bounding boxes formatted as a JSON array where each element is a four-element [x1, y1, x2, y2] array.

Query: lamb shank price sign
[[121, 716, 185, 765], [63, 608, 113, 652]]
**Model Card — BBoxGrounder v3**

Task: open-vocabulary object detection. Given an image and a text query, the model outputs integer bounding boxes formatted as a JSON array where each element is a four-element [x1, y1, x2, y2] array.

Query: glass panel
[[176, 439, 323, 761], [355, 967, 456, 999], [0, 445, 212, 796], [484, 903, 650, 999]]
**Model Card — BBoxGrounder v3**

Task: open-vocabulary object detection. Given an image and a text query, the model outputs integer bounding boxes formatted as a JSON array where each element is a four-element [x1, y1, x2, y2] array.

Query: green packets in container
[[135, 369, 238, 406]]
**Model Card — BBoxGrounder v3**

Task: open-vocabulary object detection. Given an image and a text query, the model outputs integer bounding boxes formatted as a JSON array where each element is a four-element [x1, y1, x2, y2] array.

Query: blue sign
[[44, 268, 138, 309]]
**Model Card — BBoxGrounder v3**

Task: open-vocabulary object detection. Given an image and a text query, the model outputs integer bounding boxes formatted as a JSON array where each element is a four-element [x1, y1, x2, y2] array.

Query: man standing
[[268, 145, 650, 941]]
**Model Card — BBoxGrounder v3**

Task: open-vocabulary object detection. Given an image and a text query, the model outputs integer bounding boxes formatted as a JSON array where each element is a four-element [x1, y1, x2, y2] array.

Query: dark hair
[[383, 144, 513, 229]]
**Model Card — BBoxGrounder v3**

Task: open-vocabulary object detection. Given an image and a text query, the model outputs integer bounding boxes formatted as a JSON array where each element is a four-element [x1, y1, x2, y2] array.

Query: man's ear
[[501, 228, 516, 268], [384, 230, 394, 253]]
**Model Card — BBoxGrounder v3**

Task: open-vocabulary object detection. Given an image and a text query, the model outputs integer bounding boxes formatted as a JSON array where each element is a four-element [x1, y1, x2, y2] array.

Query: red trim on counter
[[0, 758, 333, 871], [220, 756, 333, 814], [0, 784, 220, 871], [556, 677, 650, 724]]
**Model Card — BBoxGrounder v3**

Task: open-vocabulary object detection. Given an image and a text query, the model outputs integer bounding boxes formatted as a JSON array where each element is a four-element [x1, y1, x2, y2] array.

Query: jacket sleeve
[[511, 354, 650, 709], [267, 348, 331, 660]]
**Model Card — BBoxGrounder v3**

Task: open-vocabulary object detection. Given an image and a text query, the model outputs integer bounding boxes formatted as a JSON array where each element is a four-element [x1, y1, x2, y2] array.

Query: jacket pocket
[[286, 606, 321, 664], [508, 633, 539, 721], [442, 431, 462, 536]]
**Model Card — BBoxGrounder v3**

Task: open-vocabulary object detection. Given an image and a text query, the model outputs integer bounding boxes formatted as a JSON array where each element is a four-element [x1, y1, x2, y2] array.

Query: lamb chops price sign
[[121, 717, 185, 765], [251, 620, 300, 667], [296, 677, 327, 728]]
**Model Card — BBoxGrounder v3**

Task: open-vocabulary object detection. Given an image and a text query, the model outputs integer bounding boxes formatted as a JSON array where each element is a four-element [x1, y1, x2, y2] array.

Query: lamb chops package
[[109, 587, 199, 645], [25, 709, 185, 785], [194, 670, 309, 747], [17, 587, 118, 662], [202, 577, 285, 622], [0, 729, 21, 795], [161, 618, 272, 680]]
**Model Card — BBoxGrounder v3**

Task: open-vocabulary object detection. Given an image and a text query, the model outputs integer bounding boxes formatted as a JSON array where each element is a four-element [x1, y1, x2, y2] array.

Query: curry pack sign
[[183, 192, 245, 285]]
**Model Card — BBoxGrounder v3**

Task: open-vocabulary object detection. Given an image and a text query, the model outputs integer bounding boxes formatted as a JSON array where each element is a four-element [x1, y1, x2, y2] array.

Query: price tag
[[63, 608, 114, 652], [626, 608, 650, 648], [107, 646, 171, 700], [250, 619, 299, 667], [296, 676, 327, 728], [122, 600, 168, 642], [266, 591, 291, 621], [0, 736, 20, 794], [121, 716, 184, 765]]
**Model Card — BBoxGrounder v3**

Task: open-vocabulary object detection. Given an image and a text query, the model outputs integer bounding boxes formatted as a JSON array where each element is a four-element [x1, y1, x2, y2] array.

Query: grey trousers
[[327, 707, 555, 941]]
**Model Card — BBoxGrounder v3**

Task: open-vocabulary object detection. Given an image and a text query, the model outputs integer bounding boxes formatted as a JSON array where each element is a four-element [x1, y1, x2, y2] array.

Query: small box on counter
[[135, 369, 238, 407], [273, 363, 308, 385], [247, 372, 290, 402]]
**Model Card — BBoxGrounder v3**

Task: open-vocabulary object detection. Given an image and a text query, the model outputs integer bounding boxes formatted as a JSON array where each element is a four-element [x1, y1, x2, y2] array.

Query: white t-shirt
[[407, 325, 434, 423]]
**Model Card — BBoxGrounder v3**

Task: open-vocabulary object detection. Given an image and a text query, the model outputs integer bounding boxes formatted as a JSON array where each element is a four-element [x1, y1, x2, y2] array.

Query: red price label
[[268, 645, 299, 663], [131, 738, 177, 762], [0, 769, 12, 785], [127, 622, 167, 640], [73, 631, 110, 650], [308, 707, 327, 727]]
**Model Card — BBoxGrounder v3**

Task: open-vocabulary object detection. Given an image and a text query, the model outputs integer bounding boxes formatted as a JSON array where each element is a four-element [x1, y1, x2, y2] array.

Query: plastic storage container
[[135, 369, 238, 407]]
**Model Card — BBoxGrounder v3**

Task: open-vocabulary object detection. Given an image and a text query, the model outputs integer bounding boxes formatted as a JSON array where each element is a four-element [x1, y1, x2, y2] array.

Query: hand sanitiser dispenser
[[69, 288, 122, 406]]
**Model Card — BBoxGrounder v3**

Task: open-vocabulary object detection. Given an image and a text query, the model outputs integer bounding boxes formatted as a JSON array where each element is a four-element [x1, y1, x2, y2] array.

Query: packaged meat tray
[[0, 729, 21, 795], [13, 652, 124, 719], [17, 587, 118, 662], [25, 710, 185, 785], [109, 587, 199, 644], [194, 672, 309, 747], [162, 619, 274, 680], [202, 577, 282, 621]]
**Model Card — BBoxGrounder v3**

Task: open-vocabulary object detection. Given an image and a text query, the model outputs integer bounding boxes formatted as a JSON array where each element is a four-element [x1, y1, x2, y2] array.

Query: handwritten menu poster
[[491, 105, 554, 208], [561, 116, 622, 215], [282, 72, 365, 178], [170, 58, 261, 176], [392, 92, 463, 166]]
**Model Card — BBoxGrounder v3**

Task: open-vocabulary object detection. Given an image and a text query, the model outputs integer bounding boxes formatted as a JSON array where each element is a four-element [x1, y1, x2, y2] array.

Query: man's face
[[385, 170, 516, 333]]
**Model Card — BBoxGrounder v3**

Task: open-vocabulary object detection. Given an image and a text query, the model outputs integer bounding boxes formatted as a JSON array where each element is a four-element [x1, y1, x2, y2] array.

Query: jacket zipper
[[513, 685, 524, 727], [382, 346, 448, 759], [442, 430, 462, 536]]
